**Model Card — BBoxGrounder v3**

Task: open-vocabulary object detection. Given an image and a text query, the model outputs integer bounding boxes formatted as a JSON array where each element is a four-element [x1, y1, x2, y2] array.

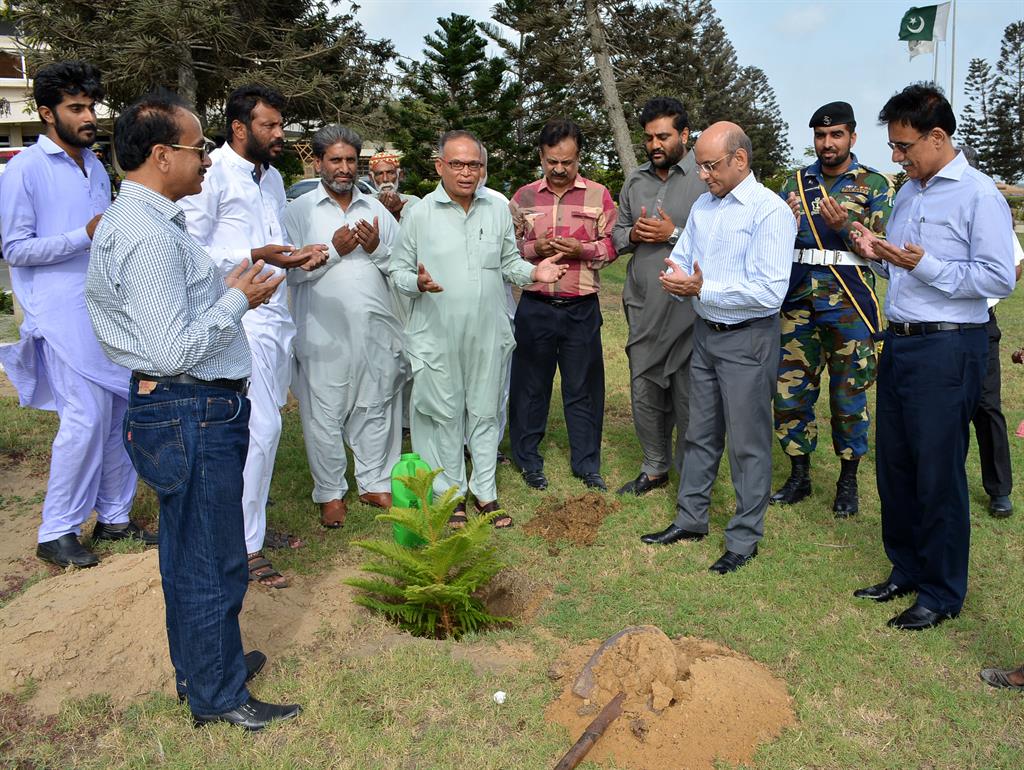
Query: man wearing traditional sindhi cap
[[769, 101, 892, 518], [369, 150, 420, 222]]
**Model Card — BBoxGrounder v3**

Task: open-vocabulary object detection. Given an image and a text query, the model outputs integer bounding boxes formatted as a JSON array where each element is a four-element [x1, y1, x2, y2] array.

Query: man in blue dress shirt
[[850, 83, 1015, 630], [639, 121, 796, 574]]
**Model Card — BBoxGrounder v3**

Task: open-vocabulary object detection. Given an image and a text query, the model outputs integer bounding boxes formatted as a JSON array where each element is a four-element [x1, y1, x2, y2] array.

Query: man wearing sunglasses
[[180, 85, 327, 589], [850, 83, 1015, 630], [0, 61, 156, 569]]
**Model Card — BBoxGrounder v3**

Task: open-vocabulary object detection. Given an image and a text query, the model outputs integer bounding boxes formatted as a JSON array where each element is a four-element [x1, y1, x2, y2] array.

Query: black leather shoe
[[989, 495, 1013, 518], [640, 524, 705, 545], [575, 472, 607, 491], [178, 650, 268, 703], [521, 469, 548, 490], [36, 533, 98, 568], [193, 696, 301, 731], [93, 520, 158, 545], [616, 472, 668, 496], [887, 603, 957, 631], [708, 546, 757, 574], [853, 581, 916, 603], [770, 455, 811, 505]]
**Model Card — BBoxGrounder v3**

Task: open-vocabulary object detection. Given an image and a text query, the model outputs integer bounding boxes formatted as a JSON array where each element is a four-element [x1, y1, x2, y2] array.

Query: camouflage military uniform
[[774, 155, 892, 460]]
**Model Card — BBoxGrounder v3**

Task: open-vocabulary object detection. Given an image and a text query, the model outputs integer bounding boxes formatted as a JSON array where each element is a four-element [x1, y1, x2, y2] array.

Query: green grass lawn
[[3, 240, 1024, 768]]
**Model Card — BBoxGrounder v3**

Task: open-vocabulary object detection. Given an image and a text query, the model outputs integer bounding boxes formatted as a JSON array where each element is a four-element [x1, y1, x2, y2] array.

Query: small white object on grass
[[492, 690, 507, 704]]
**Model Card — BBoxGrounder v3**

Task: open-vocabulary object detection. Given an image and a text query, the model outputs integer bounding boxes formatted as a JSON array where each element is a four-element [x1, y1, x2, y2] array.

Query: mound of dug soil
[[547, 625, 795, 770], [523, 493, 620, 546], [0, 550, 364, 714]]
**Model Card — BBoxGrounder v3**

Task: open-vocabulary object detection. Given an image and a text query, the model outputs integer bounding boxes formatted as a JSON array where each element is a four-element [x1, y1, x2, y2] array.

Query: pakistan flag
[[898, 4, 951, 42]]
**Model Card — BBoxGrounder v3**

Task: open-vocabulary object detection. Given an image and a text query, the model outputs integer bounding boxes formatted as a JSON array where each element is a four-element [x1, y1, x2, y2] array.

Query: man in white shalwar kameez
[[284, 125, 407, 528], [389, 130, 566, 529], [180, 85, 326, 588]]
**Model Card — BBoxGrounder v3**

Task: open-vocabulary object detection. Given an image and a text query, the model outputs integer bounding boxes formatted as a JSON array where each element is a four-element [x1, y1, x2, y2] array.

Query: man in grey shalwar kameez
[[388, 130, 566, 528], [284, 125, 407, 528]]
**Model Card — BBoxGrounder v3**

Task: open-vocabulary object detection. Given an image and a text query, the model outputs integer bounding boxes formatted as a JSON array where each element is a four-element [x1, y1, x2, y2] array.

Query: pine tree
[[959, 57, 999, 174], [991, 21, 1024, 183], [387, 13, 531, 195]]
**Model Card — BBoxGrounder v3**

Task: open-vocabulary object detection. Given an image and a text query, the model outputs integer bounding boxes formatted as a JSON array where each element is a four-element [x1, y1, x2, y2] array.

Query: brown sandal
[[448, 501, 468, 529], [476, 499, 513, 529], [247, 552, 290, 589]]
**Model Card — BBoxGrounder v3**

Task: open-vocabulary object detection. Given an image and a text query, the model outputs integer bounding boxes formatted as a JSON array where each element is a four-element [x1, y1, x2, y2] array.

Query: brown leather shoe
[[358, 491, 392, 509], [319, 499, 347, 528]]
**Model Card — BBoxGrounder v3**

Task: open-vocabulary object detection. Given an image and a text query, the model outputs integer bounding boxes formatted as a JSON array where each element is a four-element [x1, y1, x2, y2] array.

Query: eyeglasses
[[440, 158, 484, 172], [696, 152, 734, 175], [168, 139, 217, 160], [886, 134, 927, 153]]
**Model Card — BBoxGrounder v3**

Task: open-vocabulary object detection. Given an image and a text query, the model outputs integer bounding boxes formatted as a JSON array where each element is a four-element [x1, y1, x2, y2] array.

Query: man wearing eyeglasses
[[508, 118, 617, 494], [849, 84, 1015, 630], [389, 130, 567, 529], [180, 85, 327, 589], [770, 102, 892, 518], [0, 61, 156, 569], [641, 121, 795, 575]]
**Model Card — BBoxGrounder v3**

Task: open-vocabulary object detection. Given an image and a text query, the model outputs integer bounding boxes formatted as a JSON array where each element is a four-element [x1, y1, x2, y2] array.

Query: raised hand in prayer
[[658, 257, 702, 297], [332, 224, 359, 257], [354, 217, 381, 254], [251, 243, 313, 269], [378, 192, 406, 219], [631, 205, 675, 243], [531, 255, 568, 284], [819, 195, 849, 231], [226, 259, 287, 309], [551, 236, 583, 258], [292, 243, 330, 272], [416, 263, 443, 293]]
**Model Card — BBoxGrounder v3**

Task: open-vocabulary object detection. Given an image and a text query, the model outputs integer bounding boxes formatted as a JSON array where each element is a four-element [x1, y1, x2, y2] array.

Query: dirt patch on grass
[[476, 567, 550, 623], [546, 625, 795, 770], [523, 493, 620, 547], [0, 549, 365, 715]]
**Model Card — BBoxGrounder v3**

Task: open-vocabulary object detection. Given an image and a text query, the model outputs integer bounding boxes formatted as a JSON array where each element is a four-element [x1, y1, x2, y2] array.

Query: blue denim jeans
[[124, 379, 250, 716]]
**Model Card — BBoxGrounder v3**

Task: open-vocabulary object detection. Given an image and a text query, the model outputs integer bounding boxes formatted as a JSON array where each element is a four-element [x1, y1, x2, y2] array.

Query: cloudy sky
[[358, 0, 1022, 173]]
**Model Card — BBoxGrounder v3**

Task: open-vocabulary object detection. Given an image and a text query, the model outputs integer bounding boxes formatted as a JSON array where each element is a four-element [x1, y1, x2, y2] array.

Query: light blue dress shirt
[[874, 150, 1014, 323], [667, 171, 796, 324]]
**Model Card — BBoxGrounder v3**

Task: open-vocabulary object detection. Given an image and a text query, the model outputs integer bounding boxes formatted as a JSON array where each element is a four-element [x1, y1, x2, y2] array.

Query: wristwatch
[[667, 226, 682, 245]]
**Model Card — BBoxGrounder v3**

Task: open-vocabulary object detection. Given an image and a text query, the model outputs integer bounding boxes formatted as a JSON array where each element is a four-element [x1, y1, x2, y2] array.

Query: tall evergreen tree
[[8, 1, 394, 133], [991, 21, 1024, 183], [387, 13, 531, 196], [959, 57, 999, 174]]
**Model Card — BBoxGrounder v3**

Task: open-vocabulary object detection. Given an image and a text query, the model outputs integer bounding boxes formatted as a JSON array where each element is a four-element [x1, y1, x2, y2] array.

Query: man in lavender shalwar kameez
[[0, 61, 152, 568]]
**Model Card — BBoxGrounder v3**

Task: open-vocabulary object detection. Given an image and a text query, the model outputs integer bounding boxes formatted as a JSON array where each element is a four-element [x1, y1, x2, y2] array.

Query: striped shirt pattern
[[510, 175, 617, 297], [668, 172, 796, 324], [85, 181, 252, 380]]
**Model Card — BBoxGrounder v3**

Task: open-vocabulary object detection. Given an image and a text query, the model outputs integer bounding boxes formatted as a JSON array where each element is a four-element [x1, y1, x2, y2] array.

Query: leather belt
[[793, 248, 867, 267], [132, 371, 249, 394], [702, 314, 777, 332], [523, 291, 595, 308], [887, 322, 987, 337]]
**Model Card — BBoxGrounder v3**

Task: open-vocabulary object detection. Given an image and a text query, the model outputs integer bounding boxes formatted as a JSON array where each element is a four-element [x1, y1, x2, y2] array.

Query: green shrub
[[0, 291, 13, 315], [344, 468, 510, 639]]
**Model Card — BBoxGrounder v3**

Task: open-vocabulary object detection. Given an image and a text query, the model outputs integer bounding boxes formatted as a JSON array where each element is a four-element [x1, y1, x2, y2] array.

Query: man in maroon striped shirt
[[508, 119, 618, 492]]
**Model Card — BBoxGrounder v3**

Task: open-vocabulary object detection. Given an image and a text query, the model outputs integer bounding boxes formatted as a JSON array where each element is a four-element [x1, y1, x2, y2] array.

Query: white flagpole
[[950, 0, 957, 108], [933, 45, 939, 85]]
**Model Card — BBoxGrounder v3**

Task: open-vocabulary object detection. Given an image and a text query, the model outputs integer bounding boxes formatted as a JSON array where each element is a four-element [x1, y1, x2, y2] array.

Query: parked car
[[285, 177, 376, 201]]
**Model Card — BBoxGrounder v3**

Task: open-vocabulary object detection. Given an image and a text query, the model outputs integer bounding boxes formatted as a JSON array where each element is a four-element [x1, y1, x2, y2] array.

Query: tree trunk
[[177, 46, 198, 107], [583, 0, 637, 175]]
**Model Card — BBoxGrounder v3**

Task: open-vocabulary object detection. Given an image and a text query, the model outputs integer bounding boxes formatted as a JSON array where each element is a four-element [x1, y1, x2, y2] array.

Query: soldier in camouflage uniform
[[770, 102, 893, 517]]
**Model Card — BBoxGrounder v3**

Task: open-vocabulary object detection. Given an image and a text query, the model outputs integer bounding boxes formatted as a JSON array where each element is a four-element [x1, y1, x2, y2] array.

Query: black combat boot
[[770, 454, 811, 505], [833, 458, 859, 518]]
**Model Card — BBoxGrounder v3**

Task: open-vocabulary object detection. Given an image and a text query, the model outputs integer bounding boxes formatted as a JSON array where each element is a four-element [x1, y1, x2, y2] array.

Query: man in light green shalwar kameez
[[389, 130, 566, 527]]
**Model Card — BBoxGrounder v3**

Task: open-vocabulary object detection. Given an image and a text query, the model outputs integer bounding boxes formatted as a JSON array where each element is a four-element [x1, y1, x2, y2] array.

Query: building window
[[0, 52, 23, 79]]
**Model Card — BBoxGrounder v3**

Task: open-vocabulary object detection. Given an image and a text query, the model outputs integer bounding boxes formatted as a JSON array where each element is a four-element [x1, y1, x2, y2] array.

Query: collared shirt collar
[[37, 133, 95, 163], [537, 175, 588, 194], [117, 180, 184, 222], [726, 170, 758, 204], [218, 142, 270, 176], [807, 152, 862, 180], [431, 181, 489, 207], [933, 149, 967, 182], [313, 179, 370, 209]]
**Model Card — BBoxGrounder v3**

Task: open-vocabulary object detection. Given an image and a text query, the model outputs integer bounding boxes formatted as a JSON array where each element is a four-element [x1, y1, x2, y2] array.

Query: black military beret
[[809, 101, 855, 128]]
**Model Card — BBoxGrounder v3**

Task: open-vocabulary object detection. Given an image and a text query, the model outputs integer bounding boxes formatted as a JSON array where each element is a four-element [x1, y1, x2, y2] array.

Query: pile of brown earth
[[547, 625, 795, 770], [523, 492, 620, 547]]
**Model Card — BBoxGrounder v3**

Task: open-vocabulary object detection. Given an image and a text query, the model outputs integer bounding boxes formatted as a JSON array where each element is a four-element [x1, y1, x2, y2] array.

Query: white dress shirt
[[668, 171, 796, 324]]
